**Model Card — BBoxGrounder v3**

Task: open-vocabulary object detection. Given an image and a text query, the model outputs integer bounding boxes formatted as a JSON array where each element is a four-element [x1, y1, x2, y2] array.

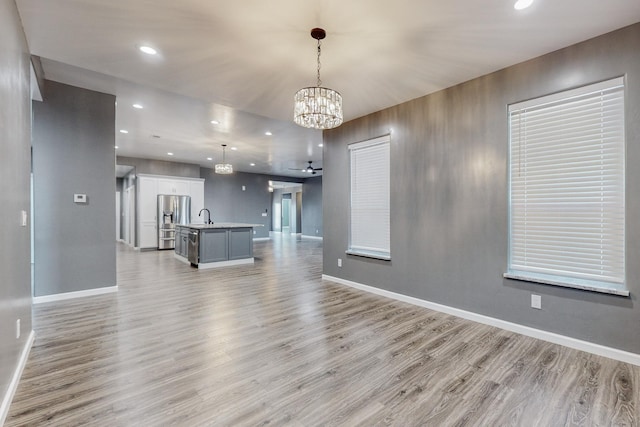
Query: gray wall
[[323, 23, 640, 354], [201, 168, 281, 239], [295, 192, 302, 233], [302, 176, 323, 237], [117, 156, 200, 178], [33, 80, 116, 296], [0, 0, 33, 412]]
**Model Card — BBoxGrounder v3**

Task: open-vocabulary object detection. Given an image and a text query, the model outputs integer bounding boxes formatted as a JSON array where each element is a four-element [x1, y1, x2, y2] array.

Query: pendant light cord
[[316, 38, 322, 87]]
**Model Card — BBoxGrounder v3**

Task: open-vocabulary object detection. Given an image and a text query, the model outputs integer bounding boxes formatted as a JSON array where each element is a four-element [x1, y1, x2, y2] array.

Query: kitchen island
[[175, 223, 262, 269]]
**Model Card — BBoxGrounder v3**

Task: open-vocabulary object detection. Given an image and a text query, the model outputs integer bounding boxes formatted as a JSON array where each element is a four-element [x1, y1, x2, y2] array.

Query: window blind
[[348, 135, 391, 259], [507, 77, 626, 294]]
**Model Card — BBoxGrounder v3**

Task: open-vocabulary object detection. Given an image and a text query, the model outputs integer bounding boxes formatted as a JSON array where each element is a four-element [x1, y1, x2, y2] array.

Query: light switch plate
[[21, 210, 27, 227], [531, 294, 542, 309], [261, 213, 267, 217]]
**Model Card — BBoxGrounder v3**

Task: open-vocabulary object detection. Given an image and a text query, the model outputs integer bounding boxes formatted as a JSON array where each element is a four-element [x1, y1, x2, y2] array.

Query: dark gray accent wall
[[323, 23, 640, 354], [33, 81, 116, 296], [201, 168, 276, 239], [117, 156, 200, 178], [302, 176, 323, 237], [0, 0, 33, 411]]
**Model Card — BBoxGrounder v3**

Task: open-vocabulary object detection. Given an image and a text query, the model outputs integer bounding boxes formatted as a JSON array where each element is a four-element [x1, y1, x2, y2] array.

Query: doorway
[[282, 194, 291, 233]]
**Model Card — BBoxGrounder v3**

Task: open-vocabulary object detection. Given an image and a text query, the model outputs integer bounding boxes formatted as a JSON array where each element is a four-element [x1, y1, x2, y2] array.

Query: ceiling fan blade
[[313, 167, 323, 171]]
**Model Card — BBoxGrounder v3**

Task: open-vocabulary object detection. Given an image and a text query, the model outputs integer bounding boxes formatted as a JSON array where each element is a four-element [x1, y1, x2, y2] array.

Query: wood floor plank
[[6, 237, 640, 426]]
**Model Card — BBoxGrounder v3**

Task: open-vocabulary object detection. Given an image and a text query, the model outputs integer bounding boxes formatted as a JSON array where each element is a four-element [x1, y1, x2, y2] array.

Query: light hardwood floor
[[7, 237, 639, 426]]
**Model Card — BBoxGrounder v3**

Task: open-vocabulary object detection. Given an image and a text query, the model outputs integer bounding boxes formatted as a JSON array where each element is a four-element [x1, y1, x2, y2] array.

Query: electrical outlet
[[242, 185, 246, 191], [531, 294, 542, 310], [338, 258, 342, 267], [16, 319, 20, 339]]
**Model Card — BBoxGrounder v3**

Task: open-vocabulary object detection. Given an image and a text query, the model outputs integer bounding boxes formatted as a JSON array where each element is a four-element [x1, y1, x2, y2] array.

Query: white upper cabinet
[[158, 178, 190, 195]]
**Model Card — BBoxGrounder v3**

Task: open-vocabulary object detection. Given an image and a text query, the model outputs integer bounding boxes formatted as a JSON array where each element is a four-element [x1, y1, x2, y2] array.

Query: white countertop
[[179, 223, 263, 229]]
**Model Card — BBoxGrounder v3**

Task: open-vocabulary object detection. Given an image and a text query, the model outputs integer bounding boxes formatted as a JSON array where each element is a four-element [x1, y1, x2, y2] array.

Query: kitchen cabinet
[[158, 178, 189, 195], [200, 229, 229, 263], [175, 228, 189, 257], [137, 174, 205, 249], [228, 228, 253, 260], [138, 176, 158, 248]]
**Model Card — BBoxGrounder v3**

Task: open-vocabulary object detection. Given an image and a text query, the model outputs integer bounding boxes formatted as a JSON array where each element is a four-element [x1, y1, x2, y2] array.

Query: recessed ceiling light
[[133, 103, 143, 109], [231, 147, 238, 151], [265, 131, 272, 136], [167, 152, 174, 156], [210, 120, 219, 125], [119, 129, 128, 134], [514, 0, 534, 9], [250, 163, 256, 166], [207, 157, 212, 161], [318, 143, 323, 147], [139, 46, 157, 55], [301, 169, 306, 172], [115, 146, 119, 149]]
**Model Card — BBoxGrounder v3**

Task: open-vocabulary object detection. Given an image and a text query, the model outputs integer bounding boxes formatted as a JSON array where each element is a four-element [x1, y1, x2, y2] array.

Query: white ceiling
[[15, 0, 640, 177]]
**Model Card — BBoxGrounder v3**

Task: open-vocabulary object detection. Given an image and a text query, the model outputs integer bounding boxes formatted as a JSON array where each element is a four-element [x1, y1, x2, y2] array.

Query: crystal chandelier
[[214, 144, 233, 174], [294, 28, 343, 130]]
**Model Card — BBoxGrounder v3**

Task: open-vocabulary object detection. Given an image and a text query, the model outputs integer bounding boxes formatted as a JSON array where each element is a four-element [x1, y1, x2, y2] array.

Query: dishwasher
[[187, 230, 199, 265]]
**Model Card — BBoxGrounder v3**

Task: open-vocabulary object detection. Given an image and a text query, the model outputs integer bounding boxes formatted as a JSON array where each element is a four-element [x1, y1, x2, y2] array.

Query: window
[[505, 77, 627, 296], [348, 135, 391, 260]]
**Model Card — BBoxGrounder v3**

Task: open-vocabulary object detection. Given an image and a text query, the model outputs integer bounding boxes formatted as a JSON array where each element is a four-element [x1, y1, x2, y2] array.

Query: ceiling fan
[[290, 161, 323, 175]]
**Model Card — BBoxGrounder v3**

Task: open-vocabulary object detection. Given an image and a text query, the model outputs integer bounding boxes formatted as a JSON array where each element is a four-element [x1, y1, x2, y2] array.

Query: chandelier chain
[[316, 38, 322, 87]]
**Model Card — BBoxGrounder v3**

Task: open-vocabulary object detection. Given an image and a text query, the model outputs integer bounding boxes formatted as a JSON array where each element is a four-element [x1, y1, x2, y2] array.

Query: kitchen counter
[[185, 222, 263, 229], [174, 223, 261, 269]]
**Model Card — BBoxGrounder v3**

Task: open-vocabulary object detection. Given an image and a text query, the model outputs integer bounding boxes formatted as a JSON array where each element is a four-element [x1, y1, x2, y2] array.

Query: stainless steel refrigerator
[[157, 194, 191, 249]]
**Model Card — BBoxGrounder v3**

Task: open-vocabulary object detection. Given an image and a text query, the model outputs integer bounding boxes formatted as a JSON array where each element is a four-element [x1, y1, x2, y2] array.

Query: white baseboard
[[253, 237, 271, 241], [301, 235, 323, 240], [322, 274, 640, 367], [33, 286, 118, 304], [0, 330, 35, 425]]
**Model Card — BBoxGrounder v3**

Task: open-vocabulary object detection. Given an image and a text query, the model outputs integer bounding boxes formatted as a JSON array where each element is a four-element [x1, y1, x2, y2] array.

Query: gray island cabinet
[[175, 223, 261, 269]]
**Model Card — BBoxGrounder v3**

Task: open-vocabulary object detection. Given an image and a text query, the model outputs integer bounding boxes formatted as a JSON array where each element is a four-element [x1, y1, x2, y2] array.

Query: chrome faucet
[[198, 208, 212, 224]]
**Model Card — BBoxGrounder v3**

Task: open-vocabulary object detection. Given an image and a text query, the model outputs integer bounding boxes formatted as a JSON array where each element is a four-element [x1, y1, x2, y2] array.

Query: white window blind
[[348, 135, 391, 260], [506, 77, 626, 295]]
